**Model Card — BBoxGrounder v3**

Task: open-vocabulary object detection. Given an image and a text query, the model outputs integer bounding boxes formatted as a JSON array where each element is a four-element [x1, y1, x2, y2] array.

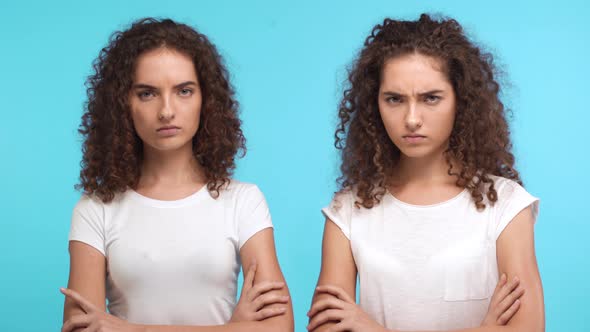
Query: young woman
[[308, 14, 544, 332], [61, 18, 293, 332]]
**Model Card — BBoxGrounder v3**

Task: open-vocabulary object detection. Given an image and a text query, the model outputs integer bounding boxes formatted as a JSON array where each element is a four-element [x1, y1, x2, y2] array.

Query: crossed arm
[[308, 207, 544, 332], [62, 228, 294, 332]]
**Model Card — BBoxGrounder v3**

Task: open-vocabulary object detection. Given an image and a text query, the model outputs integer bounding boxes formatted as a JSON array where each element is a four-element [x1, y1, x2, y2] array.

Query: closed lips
[[157, 126, 180, 131]]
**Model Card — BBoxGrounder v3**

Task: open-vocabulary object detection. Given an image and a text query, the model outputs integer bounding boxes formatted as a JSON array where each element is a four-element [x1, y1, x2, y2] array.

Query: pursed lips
[[156, 126, 181, 137]]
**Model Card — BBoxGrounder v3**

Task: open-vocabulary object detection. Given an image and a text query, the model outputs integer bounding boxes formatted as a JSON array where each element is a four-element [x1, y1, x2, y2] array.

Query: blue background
[[1, 0, 588, 331]]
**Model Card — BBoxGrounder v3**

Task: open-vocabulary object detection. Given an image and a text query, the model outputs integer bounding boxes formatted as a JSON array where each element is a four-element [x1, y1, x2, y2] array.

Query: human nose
[[405, 102, 423, 131], [157, 95, 175, 121]]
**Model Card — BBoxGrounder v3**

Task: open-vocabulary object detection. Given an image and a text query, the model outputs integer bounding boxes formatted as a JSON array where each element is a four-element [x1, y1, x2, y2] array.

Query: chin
[[150, 139, 193, 152], [398, 146, 437, 159]]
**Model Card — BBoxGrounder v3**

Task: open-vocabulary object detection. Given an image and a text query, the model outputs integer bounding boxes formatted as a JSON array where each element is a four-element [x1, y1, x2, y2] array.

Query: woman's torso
[[323, 176, 538, 330], [69, 181, 273, 325]]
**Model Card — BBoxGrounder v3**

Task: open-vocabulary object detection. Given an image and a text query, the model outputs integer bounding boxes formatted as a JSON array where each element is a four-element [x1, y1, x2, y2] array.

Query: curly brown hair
[[336, 14, 521, 210], [77, 18, 245, 203]]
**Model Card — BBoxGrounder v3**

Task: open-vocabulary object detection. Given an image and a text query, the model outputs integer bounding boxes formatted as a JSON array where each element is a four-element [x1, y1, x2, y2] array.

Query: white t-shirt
[[322, 176, 539, 331], [68, 181, 273, 326]]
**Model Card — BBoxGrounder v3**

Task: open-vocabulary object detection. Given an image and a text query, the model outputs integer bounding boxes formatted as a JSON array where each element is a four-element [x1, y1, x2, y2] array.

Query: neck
[[390, 150, 456, 187], [139, 143, 205, 188]]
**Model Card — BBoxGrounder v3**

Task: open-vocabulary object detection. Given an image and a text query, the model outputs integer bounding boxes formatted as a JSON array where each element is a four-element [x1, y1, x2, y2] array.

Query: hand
[[230, 261, 289, 322], [481, 273, 525, 326], [61, 288, 143, 332], [307, 285, 386, 332]]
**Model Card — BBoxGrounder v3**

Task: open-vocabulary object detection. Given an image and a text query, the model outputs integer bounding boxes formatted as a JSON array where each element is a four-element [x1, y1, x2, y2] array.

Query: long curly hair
[[336, 14, 521, 210], [77, 18, 245, 203]]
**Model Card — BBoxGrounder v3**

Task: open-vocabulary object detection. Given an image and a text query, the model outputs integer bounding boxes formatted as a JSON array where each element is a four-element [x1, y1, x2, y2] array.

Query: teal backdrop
[[0, 0, 588, 331]]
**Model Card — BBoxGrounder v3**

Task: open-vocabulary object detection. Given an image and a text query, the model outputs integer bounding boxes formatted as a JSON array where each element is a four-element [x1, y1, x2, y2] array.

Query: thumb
[[60, 287, 97, 313]]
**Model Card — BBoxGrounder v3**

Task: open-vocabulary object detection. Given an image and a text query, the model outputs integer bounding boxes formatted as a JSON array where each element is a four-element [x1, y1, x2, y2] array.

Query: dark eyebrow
[[382, 91, 404, 96], [132, 83, 156, 90], [381, 90, 445, 98], [132, 81, 198, 90], [418, 89, 445, 96], [174, 81, 198, 89]]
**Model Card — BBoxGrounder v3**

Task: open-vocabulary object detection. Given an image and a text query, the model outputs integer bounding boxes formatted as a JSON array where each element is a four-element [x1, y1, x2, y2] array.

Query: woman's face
[[377, 53, 456, 160], [129, 47, 202, 154]]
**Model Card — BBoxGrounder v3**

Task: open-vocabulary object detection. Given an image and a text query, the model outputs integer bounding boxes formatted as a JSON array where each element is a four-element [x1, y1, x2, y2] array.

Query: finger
[[60, 288, 97, 313], [242, 262, 257, 294], [497, 299, 521, 325], [315, 285, 354, 304], [489, 273, 508, 307], [498, 273, 507, 287], [253, 307, 287, 321], [82, 325, 98, 332], [498, 286, 525, 314], [492, 273, 507, 299], [307, 309, 345, 331], [61, 314, 91, 332], [248, 281, 285, 301], [326, 322, 350, 332], [253, 293, 290, 311], [495, 276, 520, 305], [307, 297, 346, 318]]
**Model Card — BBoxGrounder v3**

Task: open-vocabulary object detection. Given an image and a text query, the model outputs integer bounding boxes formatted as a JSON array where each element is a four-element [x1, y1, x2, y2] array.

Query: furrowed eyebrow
[[382, 91, 404, 96], [132, 81, 198, 90], [174, 81, 198, 89], [132, 83, 157, 90], [418, 89, 444, 96], [381, 90, 445, 97]]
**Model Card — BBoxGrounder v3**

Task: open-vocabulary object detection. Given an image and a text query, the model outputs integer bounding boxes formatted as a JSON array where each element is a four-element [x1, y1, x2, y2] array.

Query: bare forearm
[[310, 322, 338, 332], [142, 320, 292, 332], [308, 292, 348, 332], [63, 304, 86, 332], [390, 326, 541, 332]]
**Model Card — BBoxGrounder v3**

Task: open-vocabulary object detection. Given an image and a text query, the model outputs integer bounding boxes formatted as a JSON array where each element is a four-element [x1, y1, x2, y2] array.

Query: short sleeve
[[494, 179, 540, 240], [321, 190, 354, 240], [68, 195, 106, 256], [237, 185, 274, 249]]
